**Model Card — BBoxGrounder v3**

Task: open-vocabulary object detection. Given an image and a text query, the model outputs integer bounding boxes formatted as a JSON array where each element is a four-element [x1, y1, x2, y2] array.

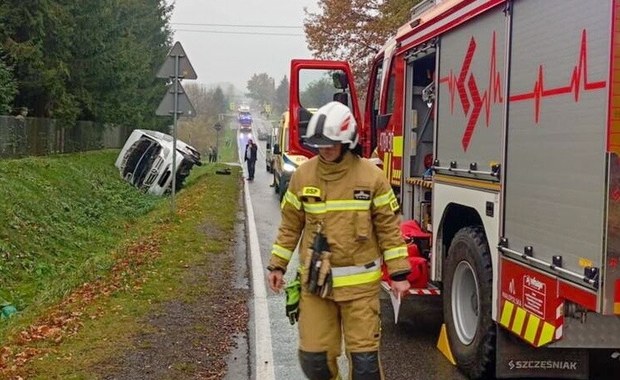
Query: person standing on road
[[212, 145, 218, 162], [207, 146, 214, 162], [267, 102, 411, 380], [244, 139, 258, 180]]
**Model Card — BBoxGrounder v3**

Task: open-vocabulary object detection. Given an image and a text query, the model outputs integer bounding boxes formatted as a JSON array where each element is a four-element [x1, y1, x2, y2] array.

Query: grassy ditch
[[0, 150, 245, 378], [0, 151, 162, 315]]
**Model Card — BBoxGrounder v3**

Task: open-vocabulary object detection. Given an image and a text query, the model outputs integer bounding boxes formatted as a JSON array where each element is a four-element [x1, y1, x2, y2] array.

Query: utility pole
[[214, 118, 222, 162]]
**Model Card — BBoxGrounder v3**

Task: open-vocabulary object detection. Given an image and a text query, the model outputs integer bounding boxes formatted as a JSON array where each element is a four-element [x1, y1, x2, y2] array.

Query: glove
[[285, 275, 301, 325]]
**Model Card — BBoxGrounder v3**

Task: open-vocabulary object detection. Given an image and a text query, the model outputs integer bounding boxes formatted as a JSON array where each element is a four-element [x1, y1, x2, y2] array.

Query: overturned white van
[[115, 129, 202, 196]]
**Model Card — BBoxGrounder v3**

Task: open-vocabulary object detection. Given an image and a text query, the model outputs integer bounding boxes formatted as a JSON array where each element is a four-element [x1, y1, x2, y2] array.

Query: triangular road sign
[[156, 41, 197, 79], [156, 80, 197, 117]]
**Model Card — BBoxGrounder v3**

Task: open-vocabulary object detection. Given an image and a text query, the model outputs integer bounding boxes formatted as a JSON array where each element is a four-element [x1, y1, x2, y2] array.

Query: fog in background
[[168, 0, 319, 92]]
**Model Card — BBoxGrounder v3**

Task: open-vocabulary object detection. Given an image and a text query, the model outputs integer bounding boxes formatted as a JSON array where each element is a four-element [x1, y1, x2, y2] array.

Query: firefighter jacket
[[269, 151, 410, 301]]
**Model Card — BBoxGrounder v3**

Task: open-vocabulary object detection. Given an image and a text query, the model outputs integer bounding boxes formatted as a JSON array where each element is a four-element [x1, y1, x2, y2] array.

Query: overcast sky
[[167, 0, 320, 92]]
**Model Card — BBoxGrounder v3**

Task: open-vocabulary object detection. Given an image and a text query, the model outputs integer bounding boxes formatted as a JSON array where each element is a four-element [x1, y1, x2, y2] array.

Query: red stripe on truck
[[615, 280, 620, 314]]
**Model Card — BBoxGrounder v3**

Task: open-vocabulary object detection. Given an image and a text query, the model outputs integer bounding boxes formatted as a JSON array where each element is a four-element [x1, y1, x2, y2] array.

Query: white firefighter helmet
[[304, 101, 358, 149]]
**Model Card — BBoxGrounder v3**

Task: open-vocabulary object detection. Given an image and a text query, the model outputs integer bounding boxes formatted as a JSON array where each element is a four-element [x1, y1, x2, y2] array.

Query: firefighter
[[267, 101, 411, 380]]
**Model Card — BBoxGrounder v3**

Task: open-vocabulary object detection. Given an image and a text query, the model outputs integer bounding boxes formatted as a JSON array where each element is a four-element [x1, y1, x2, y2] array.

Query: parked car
[[115, 129, 201, 196], [271, 111, 309, 201], [265, 126, 279, 173]]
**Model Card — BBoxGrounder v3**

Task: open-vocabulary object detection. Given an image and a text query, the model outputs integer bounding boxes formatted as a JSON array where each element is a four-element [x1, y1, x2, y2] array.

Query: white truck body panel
[[433, 181, 501, 317], [504, 0, 611, 280], [436, 5, 506, 171]]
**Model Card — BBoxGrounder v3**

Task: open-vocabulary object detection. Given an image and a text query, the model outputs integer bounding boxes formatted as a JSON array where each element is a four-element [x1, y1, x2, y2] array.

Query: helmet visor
[[304, 134, 339, 148]]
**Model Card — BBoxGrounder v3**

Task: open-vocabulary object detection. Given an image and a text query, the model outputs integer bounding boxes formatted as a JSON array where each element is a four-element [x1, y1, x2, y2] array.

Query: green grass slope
[[0, 150, 162, 312]]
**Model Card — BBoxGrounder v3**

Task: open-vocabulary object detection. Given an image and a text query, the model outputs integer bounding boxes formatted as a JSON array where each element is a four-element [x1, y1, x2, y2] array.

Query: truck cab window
[[369, 62, 383, 151], [298, 68, 352, 145], [386, 73, 396, 114]]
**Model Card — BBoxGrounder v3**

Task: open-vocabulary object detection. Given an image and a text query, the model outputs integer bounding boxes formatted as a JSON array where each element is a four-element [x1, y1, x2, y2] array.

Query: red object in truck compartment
[[408, 256, 429, 288], [381, 255, 429, 288], [401, 220, 431, 240], [381, 221, 432, 288]]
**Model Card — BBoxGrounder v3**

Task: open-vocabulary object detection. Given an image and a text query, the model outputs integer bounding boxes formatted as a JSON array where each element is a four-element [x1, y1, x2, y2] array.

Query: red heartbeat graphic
[[439, 32, 503, 151], [439, 29, 606, 151], [509, 29, 606, 122]]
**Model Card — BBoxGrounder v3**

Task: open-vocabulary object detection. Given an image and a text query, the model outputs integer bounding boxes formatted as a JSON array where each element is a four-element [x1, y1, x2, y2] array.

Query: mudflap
[[495, 326, 588, 379]]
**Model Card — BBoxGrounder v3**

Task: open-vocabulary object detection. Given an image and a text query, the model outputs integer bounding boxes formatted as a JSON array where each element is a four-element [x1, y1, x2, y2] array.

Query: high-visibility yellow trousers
[[298, 288, 383, 380]]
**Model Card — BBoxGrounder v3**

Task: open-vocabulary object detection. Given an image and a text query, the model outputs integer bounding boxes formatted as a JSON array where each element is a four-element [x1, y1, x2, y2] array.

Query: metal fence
[[0, 115, 129, 158]]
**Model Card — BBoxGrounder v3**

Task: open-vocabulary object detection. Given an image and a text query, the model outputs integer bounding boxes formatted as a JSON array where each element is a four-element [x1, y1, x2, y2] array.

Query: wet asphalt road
[[238, 119, 466, 380]]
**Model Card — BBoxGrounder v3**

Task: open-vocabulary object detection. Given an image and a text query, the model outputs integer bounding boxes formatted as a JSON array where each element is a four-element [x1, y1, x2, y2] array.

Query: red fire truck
[[288, 0, 620, 378]]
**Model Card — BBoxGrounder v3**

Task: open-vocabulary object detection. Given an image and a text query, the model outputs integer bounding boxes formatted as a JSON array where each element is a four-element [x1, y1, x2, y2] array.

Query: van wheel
[[443, 226, 495, 379]]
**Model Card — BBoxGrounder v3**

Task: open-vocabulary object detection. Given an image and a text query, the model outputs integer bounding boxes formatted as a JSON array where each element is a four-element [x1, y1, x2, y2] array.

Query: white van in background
[[115, 129, 202, 196]]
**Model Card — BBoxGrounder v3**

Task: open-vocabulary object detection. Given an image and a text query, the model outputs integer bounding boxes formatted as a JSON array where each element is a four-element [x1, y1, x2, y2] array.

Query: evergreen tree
[[0, 48, 16, 114], [274, 75, 289, 116], [0, 0, 173, 130], [246, 73, 276, 109]]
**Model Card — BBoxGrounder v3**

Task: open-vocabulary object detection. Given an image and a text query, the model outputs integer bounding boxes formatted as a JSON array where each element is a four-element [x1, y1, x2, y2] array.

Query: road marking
[[242, 139, 276, 380]]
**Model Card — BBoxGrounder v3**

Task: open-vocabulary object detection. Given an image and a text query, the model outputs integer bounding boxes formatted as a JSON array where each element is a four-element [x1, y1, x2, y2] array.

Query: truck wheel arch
[[436, 203, 484, 265]]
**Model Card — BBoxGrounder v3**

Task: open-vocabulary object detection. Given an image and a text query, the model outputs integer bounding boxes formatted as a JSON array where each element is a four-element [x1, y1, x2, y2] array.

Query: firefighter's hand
[[268, 269, 285, 293], [391, 280, 410, 299]]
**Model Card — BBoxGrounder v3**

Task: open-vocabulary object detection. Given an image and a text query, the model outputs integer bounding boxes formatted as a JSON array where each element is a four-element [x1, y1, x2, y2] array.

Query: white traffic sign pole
[[155, 42, 197, 214], [171, 56, 179, 213]]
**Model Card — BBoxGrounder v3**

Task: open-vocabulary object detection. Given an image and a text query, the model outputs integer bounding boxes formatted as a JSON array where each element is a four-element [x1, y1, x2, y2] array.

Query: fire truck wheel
[[273, 173, 279, 194], [443, 225, 495, 379]]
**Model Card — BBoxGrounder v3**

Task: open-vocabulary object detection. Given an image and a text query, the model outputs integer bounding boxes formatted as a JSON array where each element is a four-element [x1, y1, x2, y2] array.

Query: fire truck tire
[[443, 225, 495, 379], [273, 173, 279, 194]]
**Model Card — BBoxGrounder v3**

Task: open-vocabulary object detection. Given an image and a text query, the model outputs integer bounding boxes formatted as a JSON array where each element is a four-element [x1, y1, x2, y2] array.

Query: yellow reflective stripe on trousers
[[281, 190, 301, 210], [332, 269, 382, 287], [271, 244, 293, 261], [383, 246, 407, 261], [373, 190, 397, 208], [303, 200, 371, 214]]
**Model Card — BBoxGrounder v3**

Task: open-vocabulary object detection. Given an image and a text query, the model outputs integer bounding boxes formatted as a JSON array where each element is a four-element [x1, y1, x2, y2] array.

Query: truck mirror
[[333, 92, 348, 106], [332, 71, 348, 90], [376, 113, 392, 129], [273, 144, 281, 155]]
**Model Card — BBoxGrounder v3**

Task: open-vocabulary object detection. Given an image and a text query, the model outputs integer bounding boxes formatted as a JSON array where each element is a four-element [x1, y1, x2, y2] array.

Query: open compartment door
[[289, 59, 361, 157]]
